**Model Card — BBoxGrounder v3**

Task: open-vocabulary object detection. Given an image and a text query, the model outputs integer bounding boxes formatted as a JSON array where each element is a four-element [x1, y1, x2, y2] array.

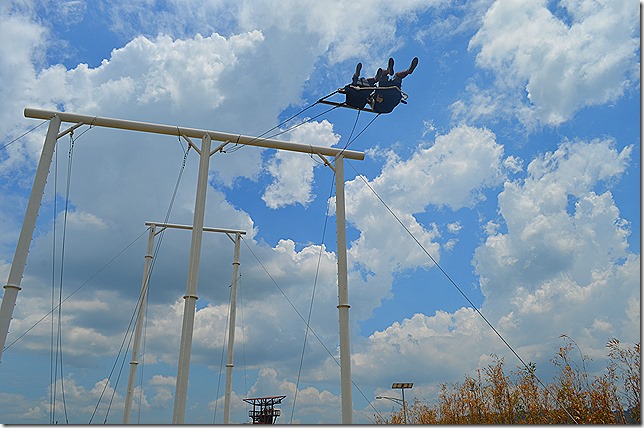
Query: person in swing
[[370, 56, 418, 113], [343, 57, 419, 111]]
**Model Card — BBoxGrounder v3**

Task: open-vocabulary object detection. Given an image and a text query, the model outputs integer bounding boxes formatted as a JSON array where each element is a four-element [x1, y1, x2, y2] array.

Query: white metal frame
[[123, 221, 246, 424], [0, 108, 364, 424]]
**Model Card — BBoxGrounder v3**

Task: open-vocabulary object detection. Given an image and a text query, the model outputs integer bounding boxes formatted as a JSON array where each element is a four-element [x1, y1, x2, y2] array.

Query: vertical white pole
[[223, 232, 242, 424], [123, 224, 155, 423], [172, 134, 212, 424], [334, 154, 353, 424], [0, 115, 61, 361]]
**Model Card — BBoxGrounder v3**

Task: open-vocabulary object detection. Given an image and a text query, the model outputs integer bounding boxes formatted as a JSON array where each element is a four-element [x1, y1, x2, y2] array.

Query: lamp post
[[376, 395, 404, 405], [391, 382, 413, 424]]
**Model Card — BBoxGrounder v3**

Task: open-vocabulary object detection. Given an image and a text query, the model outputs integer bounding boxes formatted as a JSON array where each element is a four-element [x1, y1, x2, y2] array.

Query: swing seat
[[318, 85, 408, 114], [369, 86, 406, 113], [341, 84, 374, 109]]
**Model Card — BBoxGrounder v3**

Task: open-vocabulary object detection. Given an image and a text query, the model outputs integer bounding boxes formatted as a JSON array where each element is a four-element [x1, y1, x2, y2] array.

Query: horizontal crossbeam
[[145, 221, 246, 235], [24, 108, 365, 160]]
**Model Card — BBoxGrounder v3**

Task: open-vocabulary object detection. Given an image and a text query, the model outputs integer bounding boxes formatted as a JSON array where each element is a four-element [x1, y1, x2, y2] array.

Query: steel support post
[[0, 115, 61, 362], [123, 224, 156, 423], [172, 134, 212, 424], [334, 154, 353, 424], [223, 232, 242, 424]]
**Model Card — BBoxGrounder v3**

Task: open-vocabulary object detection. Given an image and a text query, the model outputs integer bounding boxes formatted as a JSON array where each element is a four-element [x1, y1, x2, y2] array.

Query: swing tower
[[0, 107, 364, 424]]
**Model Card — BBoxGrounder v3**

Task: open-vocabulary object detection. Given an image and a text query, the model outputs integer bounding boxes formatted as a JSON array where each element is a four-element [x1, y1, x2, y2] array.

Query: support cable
[[341, 113, 380, 153], [101, 321, 138, 424], [88, 272, 144, 423], [290, 173, 336, 423], [239, 236, 384, 422], [228, 101, 321, 151], [263, 105, 339, 141], [224, 104, 338, 154], [52, 131, 76, 424], [344, 160, 578, 424], [91, 136, 192, 423], [238, 266, 248, 396], [3, 229, 149, 352], [49, 133, 59, 424], [136, 300, 149, 424], [212, 283, 232, 424], [4, 132, 190, 422], [290, 111, 364, 421], [0, 119, 48, 151]]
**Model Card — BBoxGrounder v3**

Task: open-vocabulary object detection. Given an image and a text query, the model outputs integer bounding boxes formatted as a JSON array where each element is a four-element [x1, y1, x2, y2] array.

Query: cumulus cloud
[[103, 0, 435, 67], [0, 1, 638, 424], [464, 0, 639, 126], [243, 366, 342, 424], [348, 136, 637, 395], [262, 120, 340, 209], [473, 140, 639, 349], [353, 309, 493, 385], [343, 124, 508, 278]]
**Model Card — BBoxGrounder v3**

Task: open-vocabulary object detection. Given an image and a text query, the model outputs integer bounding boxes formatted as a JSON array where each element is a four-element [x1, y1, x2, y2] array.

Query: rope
[[341, 112, 380, 154], [223, 100, 323, 154], [88, 274, 142, 423], [239, 235, 384, 422], [212, 282, 232, 423], [263, 105, 339, 141], [52, 131, 76, 424], [239, 266, 248, 396], [93, 136, 193, 423], [49, 130, 59, 424], [344, 160, 578, 424], [3, 229, 149, 352], [136, 293, 149, 424], [102, 325, 136, 423], [290, 173, 336, 423], [0, 119, 48, 151], [226, 104, 340, 157]]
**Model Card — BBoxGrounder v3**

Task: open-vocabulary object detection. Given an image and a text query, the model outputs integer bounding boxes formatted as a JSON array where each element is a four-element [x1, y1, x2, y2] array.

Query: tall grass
[[374, 337, 640, 424]]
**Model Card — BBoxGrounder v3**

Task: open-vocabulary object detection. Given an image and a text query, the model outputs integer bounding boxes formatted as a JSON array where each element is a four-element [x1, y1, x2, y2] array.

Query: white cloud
[[352, 308, 495, 387], [65, 210, 109, 230], [465, 0, 639, 126], [347, 136, 637, 399], [0, 1, 638, 424], [343, 125, 507, 279], [503, 155, 523, 173], [473, 137, 636, 347], [246, 366, 342, 424], [149, 374, 176, 386], [447, 222, 462, 234], [357, 125, 506, 212], [262, 120, 340, 209]]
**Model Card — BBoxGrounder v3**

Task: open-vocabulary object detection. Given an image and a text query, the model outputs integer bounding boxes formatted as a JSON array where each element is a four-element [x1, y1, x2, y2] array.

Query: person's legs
[[392, 57, 419, 82], [352, 62, 362, 85], [408, 57, 418, 74], [375, 68, 389, 86]]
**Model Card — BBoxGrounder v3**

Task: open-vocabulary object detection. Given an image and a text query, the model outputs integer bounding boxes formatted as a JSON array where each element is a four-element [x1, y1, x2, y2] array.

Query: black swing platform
[[318, 84, 408, 114]]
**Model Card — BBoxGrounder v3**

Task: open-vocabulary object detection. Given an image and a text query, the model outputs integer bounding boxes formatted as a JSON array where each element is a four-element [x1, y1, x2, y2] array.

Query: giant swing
[[0, 56, 417, 424]]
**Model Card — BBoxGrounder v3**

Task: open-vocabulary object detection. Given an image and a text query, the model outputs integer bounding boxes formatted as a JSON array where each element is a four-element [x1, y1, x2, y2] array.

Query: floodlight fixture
[[391, 382, 413, 389]]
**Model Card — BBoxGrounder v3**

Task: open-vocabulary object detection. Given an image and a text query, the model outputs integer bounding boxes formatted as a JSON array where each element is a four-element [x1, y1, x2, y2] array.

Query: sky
[[0, 0, 640, 424]]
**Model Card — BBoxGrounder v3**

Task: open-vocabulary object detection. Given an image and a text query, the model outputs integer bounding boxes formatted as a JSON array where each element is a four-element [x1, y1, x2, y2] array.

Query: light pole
[[376, 395, 404, 405], [391, 382, 413, 424]]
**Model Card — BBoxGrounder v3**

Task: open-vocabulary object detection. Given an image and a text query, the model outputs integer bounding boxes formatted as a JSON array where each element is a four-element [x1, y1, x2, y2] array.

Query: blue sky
[[0, 0, 640, 424]]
